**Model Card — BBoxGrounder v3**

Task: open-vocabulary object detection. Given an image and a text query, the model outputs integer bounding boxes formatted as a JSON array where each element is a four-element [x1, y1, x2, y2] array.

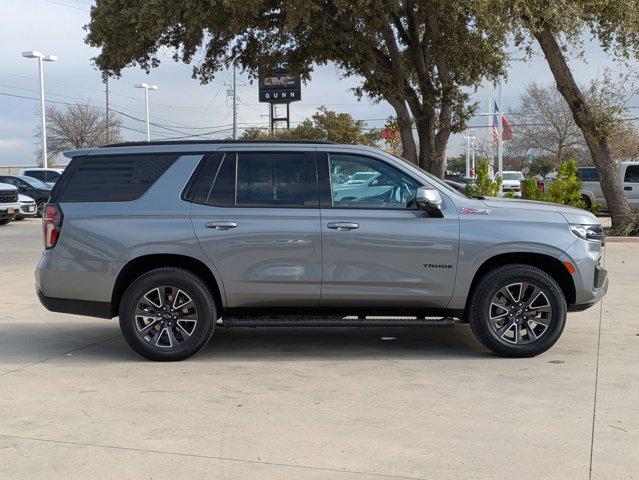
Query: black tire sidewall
[[119, 268, 216, 361], [469, 265, 567, 357]]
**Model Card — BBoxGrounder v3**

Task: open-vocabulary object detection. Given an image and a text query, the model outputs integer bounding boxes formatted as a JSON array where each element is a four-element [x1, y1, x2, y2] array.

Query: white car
[[20, 167, 64, 187], [0, 182, 20, 225], [15, 194, 38, 220], [497, 171, 524, 197]]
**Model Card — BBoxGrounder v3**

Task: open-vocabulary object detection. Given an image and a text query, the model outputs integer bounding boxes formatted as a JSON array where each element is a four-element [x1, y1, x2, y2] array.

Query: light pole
[[22, 50, 57, 168], [134, 83, 159, 141]]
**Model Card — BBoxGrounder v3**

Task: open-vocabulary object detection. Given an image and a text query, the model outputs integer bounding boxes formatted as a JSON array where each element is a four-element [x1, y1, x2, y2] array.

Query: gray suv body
[[36, 141, 608, 360]]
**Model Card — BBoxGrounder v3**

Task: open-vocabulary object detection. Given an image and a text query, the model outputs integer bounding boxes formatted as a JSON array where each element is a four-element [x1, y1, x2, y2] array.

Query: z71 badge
[[460, 207, 491, 215]]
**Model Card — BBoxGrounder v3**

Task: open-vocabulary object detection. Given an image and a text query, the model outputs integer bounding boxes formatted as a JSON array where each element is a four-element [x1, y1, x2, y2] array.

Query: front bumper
[[18, 202, 37, 216], [1, 203, 20, 219], [566, 236, 608, 309]]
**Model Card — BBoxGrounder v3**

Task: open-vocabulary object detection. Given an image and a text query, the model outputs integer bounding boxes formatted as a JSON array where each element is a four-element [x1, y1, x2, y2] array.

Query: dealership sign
[[258, 61, 301, 103]]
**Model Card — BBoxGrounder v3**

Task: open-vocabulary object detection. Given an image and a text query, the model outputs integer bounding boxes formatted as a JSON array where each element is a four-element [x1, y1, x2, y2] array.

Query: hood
[[19, 194, 35, 202], [481, 197, 600, 225], [0, 182, 17, 191], [501, 179, 521, 186]]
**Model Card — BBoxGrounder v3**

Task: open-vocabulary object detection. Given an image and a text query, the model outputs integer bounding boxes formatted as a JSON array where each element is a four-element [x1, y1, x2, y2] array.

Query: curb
[[605, 236, 639, 243]]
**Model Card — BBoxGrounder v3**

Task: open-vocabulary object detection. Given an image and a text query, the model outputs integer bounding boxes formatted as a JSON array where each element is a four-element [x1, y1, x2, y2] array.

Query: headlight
[[570, 223, 605, 243]]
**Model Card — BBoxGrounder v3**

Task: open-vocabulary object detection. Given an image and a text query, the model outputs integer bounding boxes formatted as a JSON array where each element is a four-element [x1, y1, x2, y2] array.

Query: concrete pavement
[[0, 219, 637, 479]]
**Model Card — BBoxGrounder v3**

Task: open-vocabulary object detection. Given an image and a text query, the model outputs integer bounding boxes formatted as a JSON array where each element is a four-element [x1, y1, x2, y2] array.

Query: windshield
[[500, 172, 522, 180], [19, 175, 50, 189], [390, 153, 469, 198]]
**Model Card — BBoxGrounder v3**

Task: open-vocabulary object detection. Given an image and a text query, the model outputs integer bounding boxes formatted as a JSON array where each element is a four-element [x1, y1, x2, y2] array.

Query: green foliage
[[614, 211, 639, 236], [446, 155, 467, 175], [465, 162, 502, 197], [521, 177, 545, 201], [545, 160, 586, 208], [238, 107, 380, 145]]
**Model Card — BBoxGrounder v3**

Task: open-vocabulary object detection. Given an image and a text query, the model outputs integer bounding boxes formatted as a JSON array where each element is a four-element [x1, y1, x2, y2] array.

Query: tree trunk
[[388, 97, 417, 163], [534, 27, 631, 229]]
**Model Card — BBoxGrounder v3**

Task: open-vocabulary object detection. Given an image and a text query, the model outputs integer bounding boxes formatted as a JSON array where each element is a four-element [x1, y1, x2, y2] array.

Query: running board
[[219, 317, 457, 328]]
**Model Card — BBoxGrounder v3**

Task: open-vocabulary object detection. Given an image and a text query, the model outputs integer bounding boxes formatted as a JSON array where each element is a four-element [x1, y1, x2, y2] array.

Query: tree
[[499, 0, 639, 228], [85, 0, 509, 177], [508, 83, 586, 164], [239, 106, 381, 145], [38, 102, 122, 160]]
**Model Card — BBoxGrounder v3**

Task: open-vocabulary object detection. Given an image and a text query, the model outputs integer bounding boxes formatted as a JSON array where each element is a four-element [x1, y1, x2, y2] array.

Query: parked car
[[538, 163, 639, 211], [37, 140, 607, 361], [444, 179, 467, 194], [496, 171, 524, 197], [0, 174, 51, 216], [20, 167, 64, 187], [0, 182, 20, 225], [15, 194, 38, 220]]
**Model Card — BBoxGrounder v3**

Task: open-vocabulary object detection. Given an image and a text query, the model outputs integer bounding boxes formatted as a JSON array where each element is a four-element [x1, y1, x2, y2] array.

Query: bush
[[465, 162, 502, 197], [521, 177, 545, 201], [615, 211, 639, 236], [544, 160, 586, 209]]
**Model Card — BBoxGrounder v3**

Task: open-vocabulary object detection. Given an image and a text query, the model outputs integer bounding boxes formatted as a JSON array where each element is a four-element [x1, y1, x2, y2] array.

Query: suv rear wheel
[[468, 264, 567, 357], [119, 268, 217, 361]]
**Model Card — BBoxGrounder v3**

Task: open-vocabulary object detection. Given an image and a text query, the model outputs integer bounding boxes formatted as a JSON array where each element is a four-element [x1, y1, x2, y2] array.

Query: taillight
[[537, 181, 545, 194], [43, 203, 63, 249]]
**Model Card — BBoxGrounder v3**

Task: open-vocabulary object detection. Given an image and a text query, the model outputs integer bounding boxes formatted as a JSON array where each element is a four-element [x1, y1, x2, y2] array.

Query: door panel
[[320, 208, 459, 307], [190, 151, 321, 308], [623, 164, 639, 208], [319, 153, 459, 308]]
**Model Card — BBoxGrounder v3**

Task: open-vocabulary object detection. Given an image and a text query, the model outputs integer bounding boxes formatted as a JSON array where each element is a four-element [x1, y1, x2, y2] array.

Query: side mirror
[[415, 187, 444, 217]]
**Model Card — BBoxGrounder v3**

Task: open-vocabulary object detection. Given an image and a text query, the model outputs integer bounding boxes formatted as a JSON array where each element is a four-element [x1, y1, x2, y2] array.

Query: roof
[[102, 139, 335, 148]]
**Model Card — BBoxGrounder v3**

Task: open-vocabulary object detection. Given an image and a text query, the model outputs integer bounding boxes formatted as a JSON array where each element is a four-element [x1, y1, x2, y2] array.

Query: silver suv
[[36, 141, 608, 361]]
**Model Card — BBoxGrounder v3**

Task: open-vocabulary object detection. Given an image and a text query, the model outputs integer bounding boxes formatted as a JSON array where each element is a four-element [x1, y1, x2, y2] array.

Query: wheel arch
[[465, 252, 576, 315], [111, 254, 224, 317]]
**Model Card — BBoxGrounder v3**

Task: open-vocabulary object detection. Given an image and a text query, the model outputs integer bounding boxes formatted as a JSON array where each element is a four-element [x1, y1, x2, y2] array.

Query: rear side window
[[25, 170, 45, 181], [578, 168, 599, 182], [54, 154, 178, 202], [45, 171, 61, 183], [624, 165, 639, 182]]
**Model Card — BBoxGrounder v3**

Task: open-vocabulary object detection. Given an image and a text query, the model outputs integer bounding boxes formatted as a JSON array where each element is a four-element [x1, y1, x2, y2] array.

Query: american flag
[[492, 101, 513, 141]]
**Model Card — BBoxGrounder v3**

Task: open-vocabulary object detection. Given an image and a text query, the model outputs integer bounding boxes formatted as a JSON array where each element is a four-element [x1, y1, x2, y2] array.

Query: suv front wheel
[[468, 264, 567, 357], [119, 268, 217, 361]]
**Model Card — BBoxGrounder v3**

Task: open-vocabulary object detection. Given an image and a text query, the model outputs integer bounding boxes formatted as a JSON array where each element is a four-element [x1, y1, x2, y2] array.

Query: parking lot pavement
[[0, 219, 637, 480]]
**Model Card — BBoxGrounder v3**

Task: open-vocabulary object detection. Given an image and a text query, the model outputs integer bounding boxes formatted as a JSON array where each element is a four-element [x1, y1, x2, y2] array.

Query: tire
[[582, 195, 592, 211], [468, 264, 567, 357], [0, 219, 9, 225], [119, 268, 217, 361]]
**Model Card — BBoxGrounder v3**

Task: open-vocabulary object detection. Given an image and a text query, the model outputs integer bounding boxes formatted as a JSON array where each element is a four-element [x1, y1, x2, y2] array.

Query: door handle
[[327, 222, 359, 231], [205, 221, 238, 230], [624, 186, 632, 191]]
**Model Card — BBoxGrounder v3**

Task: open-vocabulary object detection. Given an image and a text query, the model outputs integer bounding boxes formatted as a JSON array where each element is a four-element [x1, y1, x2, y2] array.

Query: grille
[[0, 190, 18, 203]]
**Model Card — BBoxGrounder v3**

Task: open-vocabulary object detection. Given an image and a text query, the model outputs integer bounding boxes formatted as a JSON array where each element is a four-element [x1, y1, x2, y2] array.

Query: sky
[[0, 0, 635, 167]]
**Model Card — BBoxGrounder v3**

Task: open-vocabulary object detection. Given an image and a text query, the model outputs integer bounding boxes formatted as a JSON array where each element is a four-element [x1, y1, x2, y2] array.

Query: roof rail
[[101, 139, 336, 148]]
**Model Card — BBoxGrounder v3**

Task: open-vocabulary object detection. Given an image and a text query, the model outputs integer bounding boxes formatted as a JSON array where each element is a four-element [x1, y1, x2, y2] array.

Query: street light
[[134, 83, 159, 142], [22, 50, 57, 168]]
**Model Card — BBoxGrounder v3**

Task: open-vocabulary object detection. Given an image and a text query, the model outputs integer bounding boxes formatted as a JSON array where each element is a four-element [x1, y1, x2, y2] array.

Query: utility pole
[[105, 76, 110, 144], [497, 82, 504, 175]]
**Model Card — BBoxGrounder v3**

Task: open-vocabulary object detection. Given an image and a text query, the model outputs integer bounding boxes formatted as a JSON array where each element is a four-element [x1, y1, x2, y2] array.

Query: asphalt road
[[1, 219, 637, 479]]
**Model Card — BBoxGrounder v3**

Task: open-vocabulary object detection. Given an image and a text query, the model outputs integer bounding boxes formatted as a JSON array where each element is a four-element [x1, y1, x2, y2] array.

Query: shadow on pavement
[[0, 321, 489, 365]]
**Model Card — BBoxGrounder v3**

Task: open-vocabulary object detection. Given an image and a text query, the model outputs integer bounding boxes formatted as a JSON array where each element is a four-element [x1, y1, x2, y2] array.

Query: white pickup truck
[[0, 182, 20, 225], [575, 162, 639, 211]]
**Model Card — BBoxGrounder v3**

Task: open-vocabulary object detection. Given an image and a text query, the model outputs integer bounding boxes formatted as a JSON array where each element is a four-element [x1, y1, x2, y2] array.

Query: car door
[[623, 164, 639, 209], [189, 150, 322, 309], [318, 152, 460, 309]]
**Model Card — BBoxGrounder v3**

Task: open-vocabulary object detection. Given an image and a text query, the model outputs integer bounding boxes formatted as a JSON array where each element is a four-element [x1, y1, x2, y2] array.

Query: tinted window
[[236, 153, 307, 206], [56, 155, 178, 202], [18, 176, 49, 189], [578, 168, 599, 182], [191, 154, 224, 204], [0, 177, 19, 187], [25, 171, 45, 181], [44, 171, 61, 183], [624, 165, 639, 183], [329, 154, 419, 209]]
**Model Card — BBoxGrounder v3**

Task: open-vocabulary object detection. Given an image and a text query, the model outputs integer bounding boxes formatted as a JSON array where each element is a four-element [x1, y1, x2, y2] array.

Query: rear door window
[[25, 170, 45, 181], [578, 168, 599, 182]]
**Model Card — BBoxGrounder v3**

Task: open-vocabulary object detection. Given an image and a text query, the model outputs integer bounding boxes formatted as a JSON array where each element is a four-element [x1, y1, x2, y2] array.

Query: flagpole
[[497, 82, 504, 175], [487, 84, 494, 177]]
